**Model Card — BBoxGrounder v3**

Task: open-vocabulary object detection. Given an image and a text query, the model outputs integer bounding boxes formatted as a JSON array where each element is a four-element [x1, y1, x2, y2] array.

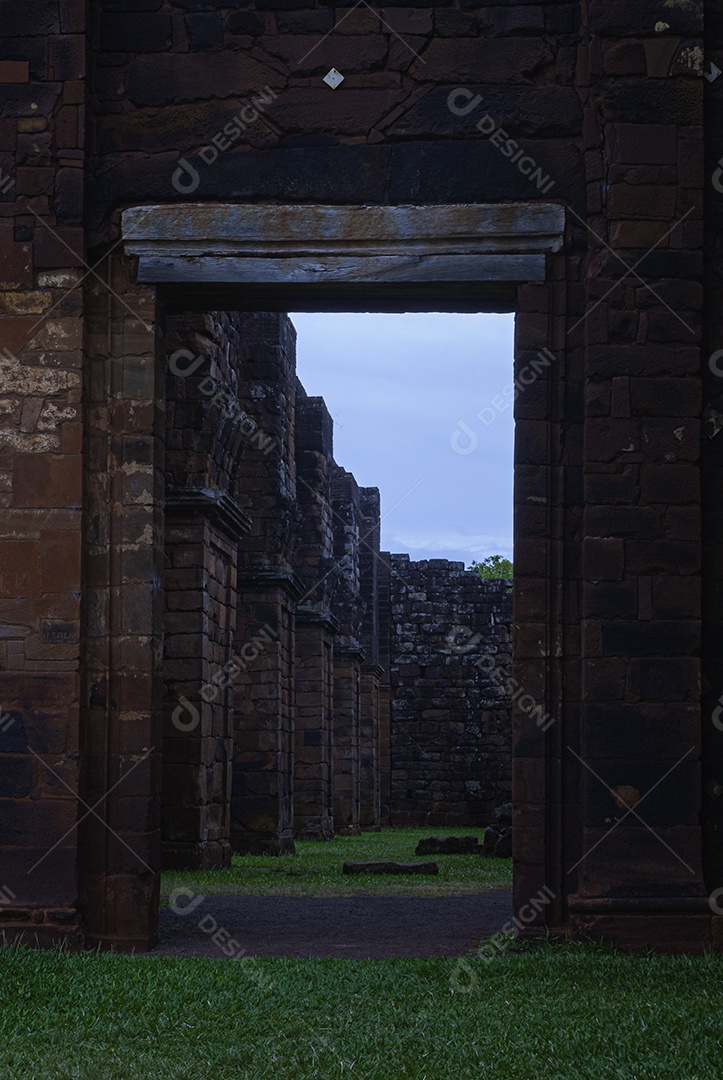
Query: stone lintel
[[137, 253, 547, 286], [122, 202, 563, 293], [123, 202, 565, 258]]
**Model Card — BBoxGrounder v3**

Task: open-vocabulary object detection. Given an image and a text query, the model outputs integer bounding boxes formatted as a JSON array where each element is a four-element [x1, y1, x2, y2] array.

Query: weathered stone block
[[415, 836, 480, 855], [342, 861, 438, 875]]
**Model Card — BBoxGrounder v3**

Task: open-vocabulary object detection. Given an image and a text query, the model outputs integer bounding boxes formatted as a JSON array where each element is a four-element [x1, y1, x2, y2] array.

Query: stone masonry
[[0, 0, 721, 953], [388, 556, 513, 827]]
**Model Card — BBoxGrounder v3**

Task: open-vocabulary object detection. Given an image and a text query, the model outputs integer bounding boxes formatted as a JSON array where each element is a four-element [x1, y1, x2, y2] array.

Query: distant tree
[[469, 555, 513, 580]]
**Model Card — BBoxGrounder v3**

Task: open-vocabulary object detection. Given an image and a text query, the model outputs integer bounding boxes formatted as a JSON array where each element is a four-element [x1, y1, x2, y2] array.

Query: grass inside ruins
[[160, 827, 512, 900], [3, 941, 722, 1079]]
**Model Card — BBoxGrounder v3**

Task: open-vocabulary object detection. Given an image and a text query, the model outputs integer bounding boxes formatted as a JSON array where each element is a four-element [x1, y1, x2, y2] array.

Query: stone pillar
[[231, 314, 299, 854], [161, 313, 253, 870], [295, 609, 336, 838], [80, 252, 164, 951], [163, 501, 249, 869], [331, 467, 365, 833], [0, 1, 90, 948], [333, 647, 363, 834], [561, 6, 708, 947], [377, 552, 393, 826], [293, 393, 337, 839], [359, 487, 382, 829], [701, 0, 723, 912], [232, 575, 297, 854], [360, 664, 382, 830]]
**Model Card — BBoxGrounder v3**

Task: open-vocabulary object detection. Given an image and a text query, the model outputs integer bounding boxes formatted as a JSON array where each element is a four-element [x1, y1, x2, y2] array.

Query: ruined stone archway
[[1, 0, 720, 953]]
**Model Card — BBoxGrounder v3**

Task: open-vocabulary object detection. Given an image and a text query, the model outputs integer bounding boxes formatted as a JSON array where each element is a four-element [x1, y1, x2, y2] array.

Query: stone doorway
[[79, 200, 563, 949]]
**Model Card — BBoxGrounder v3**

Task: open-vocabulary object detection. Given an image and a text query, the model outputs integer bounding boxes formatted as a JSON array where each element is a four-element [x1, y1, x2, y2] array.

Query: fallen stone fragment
[[415, 836, 481, 856], [491, 802, 512, 827], [342, 861, 439, 875], [482, 825, 512, 858]]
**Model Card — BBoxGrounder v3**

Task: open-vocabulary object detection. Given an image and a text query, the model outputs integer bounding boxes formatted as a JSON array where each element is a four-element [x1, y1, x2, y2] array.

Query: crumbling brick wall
[[388, 557, 512, 827]]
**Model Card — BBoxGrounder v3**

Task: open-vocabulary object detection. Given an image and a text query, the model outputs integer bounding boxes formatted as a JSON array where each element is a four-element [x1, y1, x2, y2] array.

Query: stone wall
[[0, 0, 719, 952], [388, 557, 512, 827]]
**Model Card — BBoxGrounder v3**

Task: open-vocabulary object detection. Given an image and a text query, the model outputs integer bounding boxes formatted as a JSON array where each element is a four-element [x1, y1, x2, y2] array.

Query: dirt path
[[153, 891, 513, 959]]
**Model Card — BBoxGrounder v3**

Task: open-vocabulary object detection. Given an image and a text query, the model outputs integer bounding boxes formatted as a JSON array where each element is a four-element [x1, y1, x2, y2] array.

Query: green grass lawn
[[2, 941, 722, 1079], [161, 828, 512, 902]]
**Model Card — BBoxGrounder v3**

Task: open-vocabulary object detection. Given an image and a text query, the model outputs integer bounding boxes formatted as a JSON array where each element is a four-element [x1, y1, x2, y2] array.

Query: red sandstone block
[[626, 652, 700, 704], [49, 35, 85, 81], [63, 80, 85, 105], [0, 316, 37, 354], [602, 40, 646, 76], [652, 577, 701, 620], [582, 658, 626, 701], [584, 418, 641, 463], [55, 106, 79, 149], [663, 507, 700, 543], [61, 423, 82, 454], [645, 308, 702, 345], [0, 225, 33, 290], [631, 375, 700, 416], [12, 455, 82, 510], [587, 345, 699, 378], [584, 581, 638, 619], [608, 184, 676, 220], [39, 530, 82, 595], [610, 220, 671, 249], [625, 540, 699, 575], [641, 464, 699, 506], [0, 61, 29, 84], [0, 540, 41, 599], [34, 226, 85, 269], [15, 167, 54, 197], [584, 537, 624, 581], [606, 123, 677, 165]]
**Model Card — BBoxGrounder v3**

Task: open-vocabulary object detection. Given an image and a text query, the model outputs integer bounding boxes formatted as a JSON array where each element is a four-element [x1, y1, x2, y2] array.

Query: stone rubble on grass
[[481, 802, 513, 858], [342, 861, 439, 875], [415, 836, 481, 856]]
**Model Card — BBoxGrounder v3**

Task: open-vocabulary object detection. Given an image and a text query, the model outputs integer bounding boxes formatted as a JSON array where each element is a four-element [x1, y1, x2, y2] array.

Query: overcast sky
[[290, 311, 515, 566]]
